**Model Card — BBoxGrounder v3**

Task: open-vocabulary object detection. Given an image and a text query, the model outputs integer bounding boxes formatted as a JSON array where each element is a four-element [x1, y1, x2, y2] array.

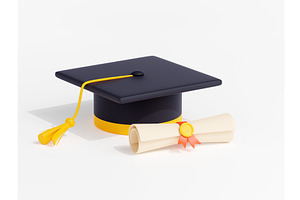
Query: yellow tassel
[[38, 124, 63, 145], [38, 118, 75, 145], [37, 74, 133, 146]]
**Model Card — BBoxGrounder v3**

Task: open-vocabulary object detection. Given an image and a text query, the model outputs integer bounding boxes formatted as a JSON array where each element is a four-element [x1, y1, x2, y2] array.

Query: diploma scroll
[[129, 113, 235, 153]]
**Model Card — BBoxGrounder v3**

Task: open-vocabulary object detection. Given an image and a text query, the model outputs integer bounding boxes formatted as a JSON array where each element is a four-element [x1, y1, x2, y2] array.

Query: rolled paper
[[129, 113, 235, 153]]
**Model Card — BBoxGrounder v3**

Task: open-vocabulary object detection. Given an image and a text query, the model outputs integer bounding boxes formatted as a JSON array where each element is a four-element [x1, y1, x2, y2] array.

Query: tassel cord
[[38, 74, 133, 145], [71, 75, 133, 120]]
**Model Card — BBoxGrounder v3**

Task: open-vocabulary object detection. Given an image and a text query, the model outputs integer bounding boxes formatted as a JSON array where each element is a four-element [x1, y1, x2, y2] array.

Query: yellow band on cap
[[94, 115, 183, 135]]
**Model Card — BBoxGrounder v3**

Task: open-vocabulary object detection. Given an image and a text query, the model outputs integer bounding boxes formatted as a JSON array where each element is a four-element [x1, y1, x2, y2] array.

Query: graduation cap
[[38, 56, 222, 145]]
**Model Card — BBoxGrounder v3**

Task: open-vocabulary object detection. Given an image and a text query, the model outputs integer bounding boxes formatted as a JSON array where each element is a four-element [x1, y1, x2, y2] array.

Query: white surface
[[19, 1, 283, 200], [284, 0, 300, 199], [0, 1, 18, 200]]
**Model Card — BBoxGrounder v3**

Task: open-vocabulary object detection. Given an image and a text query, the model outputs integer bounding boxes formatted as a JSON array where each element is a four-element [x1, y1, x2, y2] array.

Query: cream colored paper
[[129, 113, 235, 153]]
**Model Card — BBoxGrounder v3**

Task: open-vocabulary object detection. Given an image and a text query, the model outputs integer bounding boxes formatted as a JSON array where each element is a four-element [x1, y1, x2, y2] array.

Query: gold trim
[[94, 115, 182, 135]]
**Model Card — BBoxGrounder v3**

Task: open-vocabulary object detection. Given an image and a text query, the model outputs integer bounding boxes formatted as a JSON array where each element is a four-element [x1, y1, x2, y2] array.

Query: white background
[[15, 0, 285, 200]]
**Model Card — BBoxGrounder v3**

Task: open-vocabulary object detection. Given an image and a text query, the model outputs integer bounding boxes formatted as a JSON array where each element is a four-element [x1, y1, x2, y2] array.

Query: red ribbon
[[177, 121, 201, 148]]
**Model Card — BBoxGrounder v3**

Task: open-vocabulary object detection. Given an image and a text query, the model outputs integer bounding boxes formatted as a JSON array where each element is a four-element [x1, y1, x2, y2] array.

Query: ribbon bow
[[177, 121, 201, 148]]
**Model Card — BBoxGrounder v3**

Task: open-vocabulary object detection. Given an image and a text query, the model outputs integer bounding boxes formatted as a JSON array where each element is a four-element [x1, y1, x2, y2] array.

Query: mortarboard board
[[38, 56, 222, 145]]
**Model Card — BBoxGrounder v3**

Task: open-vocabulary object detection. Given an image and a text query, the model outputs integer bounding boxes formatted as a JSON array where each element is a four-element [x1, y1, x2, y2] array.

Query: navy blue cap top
[[55, 56, 222, 104]]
